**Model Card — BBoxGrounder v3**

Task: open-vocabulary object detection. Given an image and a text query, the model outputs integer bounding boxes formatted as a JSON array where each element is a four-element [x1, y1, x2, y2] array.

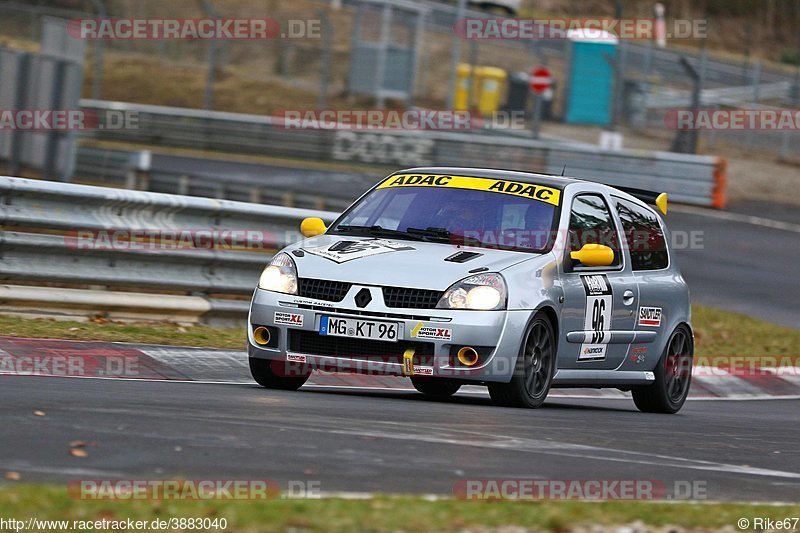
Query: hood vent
[[444, 251, 483, 263]]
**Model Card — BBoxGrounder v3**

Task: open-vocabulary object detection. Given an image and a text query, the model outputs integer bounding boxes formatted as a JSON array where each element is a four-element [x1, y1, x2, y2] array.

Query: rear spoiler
[[615, 186, 668, 215]]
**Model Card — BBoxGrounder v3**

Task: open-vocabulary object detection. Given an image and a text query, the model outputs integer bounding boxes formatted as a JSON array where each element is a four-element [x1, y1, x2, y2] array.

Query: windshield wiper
[[333, 224, 425, 241], [405, 227, 452, 243]]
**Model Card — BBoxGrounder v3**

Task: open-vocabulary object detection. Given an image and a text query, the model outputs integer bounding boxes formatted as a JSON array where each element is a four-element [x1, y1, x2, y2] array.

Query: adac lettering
[[488, 180, 553, 202], [389, 174, 452, 187]]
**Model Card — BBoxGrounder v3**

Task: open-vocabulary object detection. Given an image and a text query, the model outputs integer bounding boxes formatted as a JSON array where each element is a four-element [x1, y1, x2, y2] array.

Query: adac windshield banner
[[378, 174, 561, 206]]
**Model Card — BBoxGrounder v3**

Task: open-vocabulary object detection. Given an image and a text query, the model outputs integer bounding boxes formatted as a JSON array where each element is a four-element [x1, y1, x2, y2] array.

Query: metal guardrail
[[79, 100, 727, 208], [0, 176, 339, 323], [646, 81, 793, 109], [74, 147, 354, 211]]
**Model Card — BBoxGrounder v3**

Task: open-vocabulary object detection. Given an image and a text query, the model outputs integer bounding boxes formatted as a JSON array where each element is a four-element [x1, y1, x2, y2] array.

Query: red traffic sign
[[529, 67, 552, 94]]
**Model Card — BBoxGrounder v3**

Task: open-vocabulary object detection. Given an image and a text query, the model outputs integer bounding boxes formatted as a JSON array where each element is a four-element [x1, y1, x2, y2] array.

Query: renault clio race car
[[247, 168, 693, 413]]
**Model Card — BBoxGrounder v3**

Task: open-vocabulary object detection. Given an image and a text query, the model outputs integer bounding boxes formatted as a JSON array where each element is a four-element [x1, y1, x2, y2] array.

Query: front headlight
[[436, 273, 507, 311], [258, 253, 298, 294]]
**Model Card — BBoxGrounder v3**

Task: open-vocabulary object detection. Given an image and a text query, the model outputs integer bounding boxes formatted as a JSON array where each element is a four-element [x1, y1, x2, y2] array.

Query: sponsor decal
[[290, 298, 333, 308], [638, 306, 662, 327], [377, 174, 561, 206], [629, 346, 648, 364], [410, 322, 452, 341], [578, 274, 612, 361], [274, 312, 303, 327], [644, 371, 655, 381], [286, 354, 306, 363], [413, 366, 434, 376], [303, 239, 414, 263]]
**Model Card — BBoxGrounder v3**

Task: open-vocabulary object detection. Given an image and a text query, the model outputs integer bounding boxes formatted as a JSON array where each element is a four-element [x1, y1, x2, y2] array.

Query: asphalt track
[[151, 153, 800, 329], [2, 375, 799, 502], [668, 206, 799, 329]]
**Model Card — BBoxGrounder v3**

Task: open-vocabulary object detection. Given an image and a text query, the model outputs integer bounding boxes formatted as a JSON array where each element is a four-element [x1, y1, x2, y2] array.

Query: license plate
[[319, 315, 399, 342]]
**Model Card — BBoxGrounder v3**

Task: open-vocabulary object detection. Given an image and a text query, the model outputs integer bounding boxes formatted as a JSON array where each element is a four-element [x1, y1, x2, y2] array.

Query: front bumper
[[247, 287, 533, 383]]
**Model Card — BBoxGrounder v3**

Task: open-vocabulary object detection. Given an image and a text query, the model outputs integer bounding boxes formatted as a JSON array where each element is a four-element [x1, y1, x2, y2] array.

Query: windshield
[[330, 175, 561, 252]]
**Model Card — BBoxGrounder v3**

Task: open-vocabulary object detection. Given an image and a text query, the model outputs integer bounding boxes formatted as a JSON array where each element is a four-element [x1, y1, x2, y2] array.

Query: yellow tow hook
[[402, 348, 416, 376]]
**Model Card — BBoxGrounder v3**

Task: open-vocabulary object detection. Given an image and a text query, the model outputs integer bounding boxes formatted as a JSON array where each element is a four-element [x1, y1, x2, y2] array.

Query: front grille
[[382, 287, 444, 309], [291, 303, 439, 322], [298, 278, 352, 302], [288, 330, 434, 364]]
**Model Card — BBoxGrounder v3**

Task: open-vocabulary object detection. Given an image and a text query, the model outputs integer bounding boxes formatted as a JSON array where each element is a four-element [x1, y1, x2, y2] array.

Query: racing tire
[[249, 358, 310, 390], [488, 313, 556, 408], [632, 325, 693, 414], [410, 377, 461, 397]]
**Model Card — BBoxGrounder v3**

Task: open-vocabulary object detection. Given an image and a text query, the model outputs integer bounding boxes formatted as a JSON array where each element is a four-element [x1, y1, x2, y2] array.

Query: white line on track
[[671, 204, 800, 233], [3, 373, 800, 401], [312, 492, 800, 505], [275, 420, 800, 480]]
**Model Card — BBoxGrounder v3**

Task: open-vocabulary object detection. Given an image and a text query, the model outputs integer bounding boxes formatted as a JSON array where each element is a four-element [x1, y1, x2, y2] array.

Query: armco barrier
[[79, 100, 727, 209], [0, 176, 338, 324]]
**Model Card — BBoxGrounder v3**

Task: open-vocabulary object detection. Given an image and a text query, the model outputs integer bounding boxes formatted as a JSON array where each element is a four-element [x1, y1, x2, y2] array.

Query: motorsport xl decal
[[410, 322, 452, 341], [274, 312, 303, 327], [638, 307, 663, 327], [378, 174, 561, 206], [303, 239, 415, 263], [579, 274, 613, 361]]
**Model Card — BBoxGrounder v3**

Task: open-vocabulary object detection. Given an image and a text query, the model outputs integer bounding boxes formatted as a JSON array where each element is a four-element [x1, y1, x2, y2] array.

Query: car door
[[559, 193, 638, 370], [613, 197, 674, 351]]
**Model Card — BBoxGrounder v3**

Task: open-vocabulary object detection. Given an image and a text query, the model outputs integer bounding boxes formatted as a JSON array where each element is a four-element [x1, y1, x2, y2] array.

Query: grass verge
[[0, 486, 798, 532], [1, 304, 798, 364], [0, 314, 245, 350]]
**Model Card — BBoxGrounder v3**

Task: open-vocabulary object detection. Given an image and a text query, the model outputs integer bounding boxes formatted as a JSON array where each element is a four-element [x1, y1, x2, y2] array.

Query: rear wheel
[[411, 377, 461, 397], [632, 325, 693, 414], [249, 358, 310, 390], [488, 314, 556, 408]]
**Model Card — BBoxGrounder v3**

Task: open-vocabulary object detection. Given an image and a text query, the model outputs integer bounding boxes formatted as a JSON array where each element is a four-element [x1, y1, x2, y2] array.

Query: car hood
[[284, 236, 537, 290]]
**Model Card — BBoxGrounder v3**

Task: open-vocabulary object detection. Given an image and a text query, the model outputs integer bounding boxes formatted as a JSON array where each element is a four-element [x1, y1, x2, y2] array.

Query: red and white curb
[[1, 336, 798, 400]]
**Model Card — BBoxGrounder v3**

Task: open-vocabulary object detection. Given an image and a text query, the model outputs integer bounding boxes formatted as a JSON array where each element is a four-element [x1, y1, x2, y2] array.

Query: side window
[[568, 194, 622, 268], [615, 198, 669, 271]]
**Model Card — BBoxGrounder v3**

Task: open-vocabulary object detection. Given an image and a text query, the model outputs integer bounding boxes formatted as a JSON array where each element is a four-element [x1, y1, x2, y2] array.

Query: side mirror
[[300, 217, 327, 238], [570, 243, 615, 267]]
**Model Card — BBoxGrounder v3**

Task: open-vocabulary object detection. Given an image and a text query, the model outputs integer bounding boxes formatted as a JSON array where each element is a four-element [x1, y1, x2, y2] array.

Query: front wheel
[[249, 358, 310, 390], [632, 325, 693, 414], [411, 377, 461, 397], [488, 313, 556, 408]]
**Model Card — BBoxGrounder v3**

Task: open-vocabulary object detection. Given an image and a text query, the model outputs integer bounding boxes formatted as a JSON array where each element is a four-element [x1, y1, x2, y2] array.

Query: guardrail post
[[42, 59, 67, 181], [178, 175, 190, 195], [712, 158, 727, 209], [7, 52, 31, 177]]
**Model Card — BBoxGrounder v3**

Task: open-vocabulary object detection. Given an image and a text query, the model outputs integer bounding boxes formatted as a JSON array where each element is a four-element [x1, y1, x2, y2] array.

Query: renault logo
[[355, 288, 372, 308]]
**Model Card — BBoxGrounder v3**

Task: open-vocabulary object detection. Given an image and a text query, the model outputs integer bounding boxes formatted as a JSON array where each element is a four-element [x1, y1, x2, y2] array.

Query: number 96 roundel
[[579, 274, 613, 361]]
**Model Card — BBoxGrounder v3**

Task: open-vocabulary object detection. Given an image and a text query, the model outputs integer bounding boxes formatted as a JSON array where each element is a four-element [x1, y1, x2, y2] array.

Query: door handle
[[623, 290, 635, 306]]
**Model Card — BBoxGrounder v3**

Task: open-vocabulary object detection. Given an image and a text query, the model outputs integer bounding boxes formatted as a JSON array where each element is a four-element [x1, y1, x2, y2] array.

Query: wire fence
[[0, 0, 798, 161]]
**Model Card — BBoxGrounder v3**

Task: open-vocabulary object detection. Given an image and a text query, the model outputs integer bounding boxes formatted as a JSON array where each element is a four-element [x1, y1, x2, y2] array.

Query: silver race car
[[247, 168, 693, 413]]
